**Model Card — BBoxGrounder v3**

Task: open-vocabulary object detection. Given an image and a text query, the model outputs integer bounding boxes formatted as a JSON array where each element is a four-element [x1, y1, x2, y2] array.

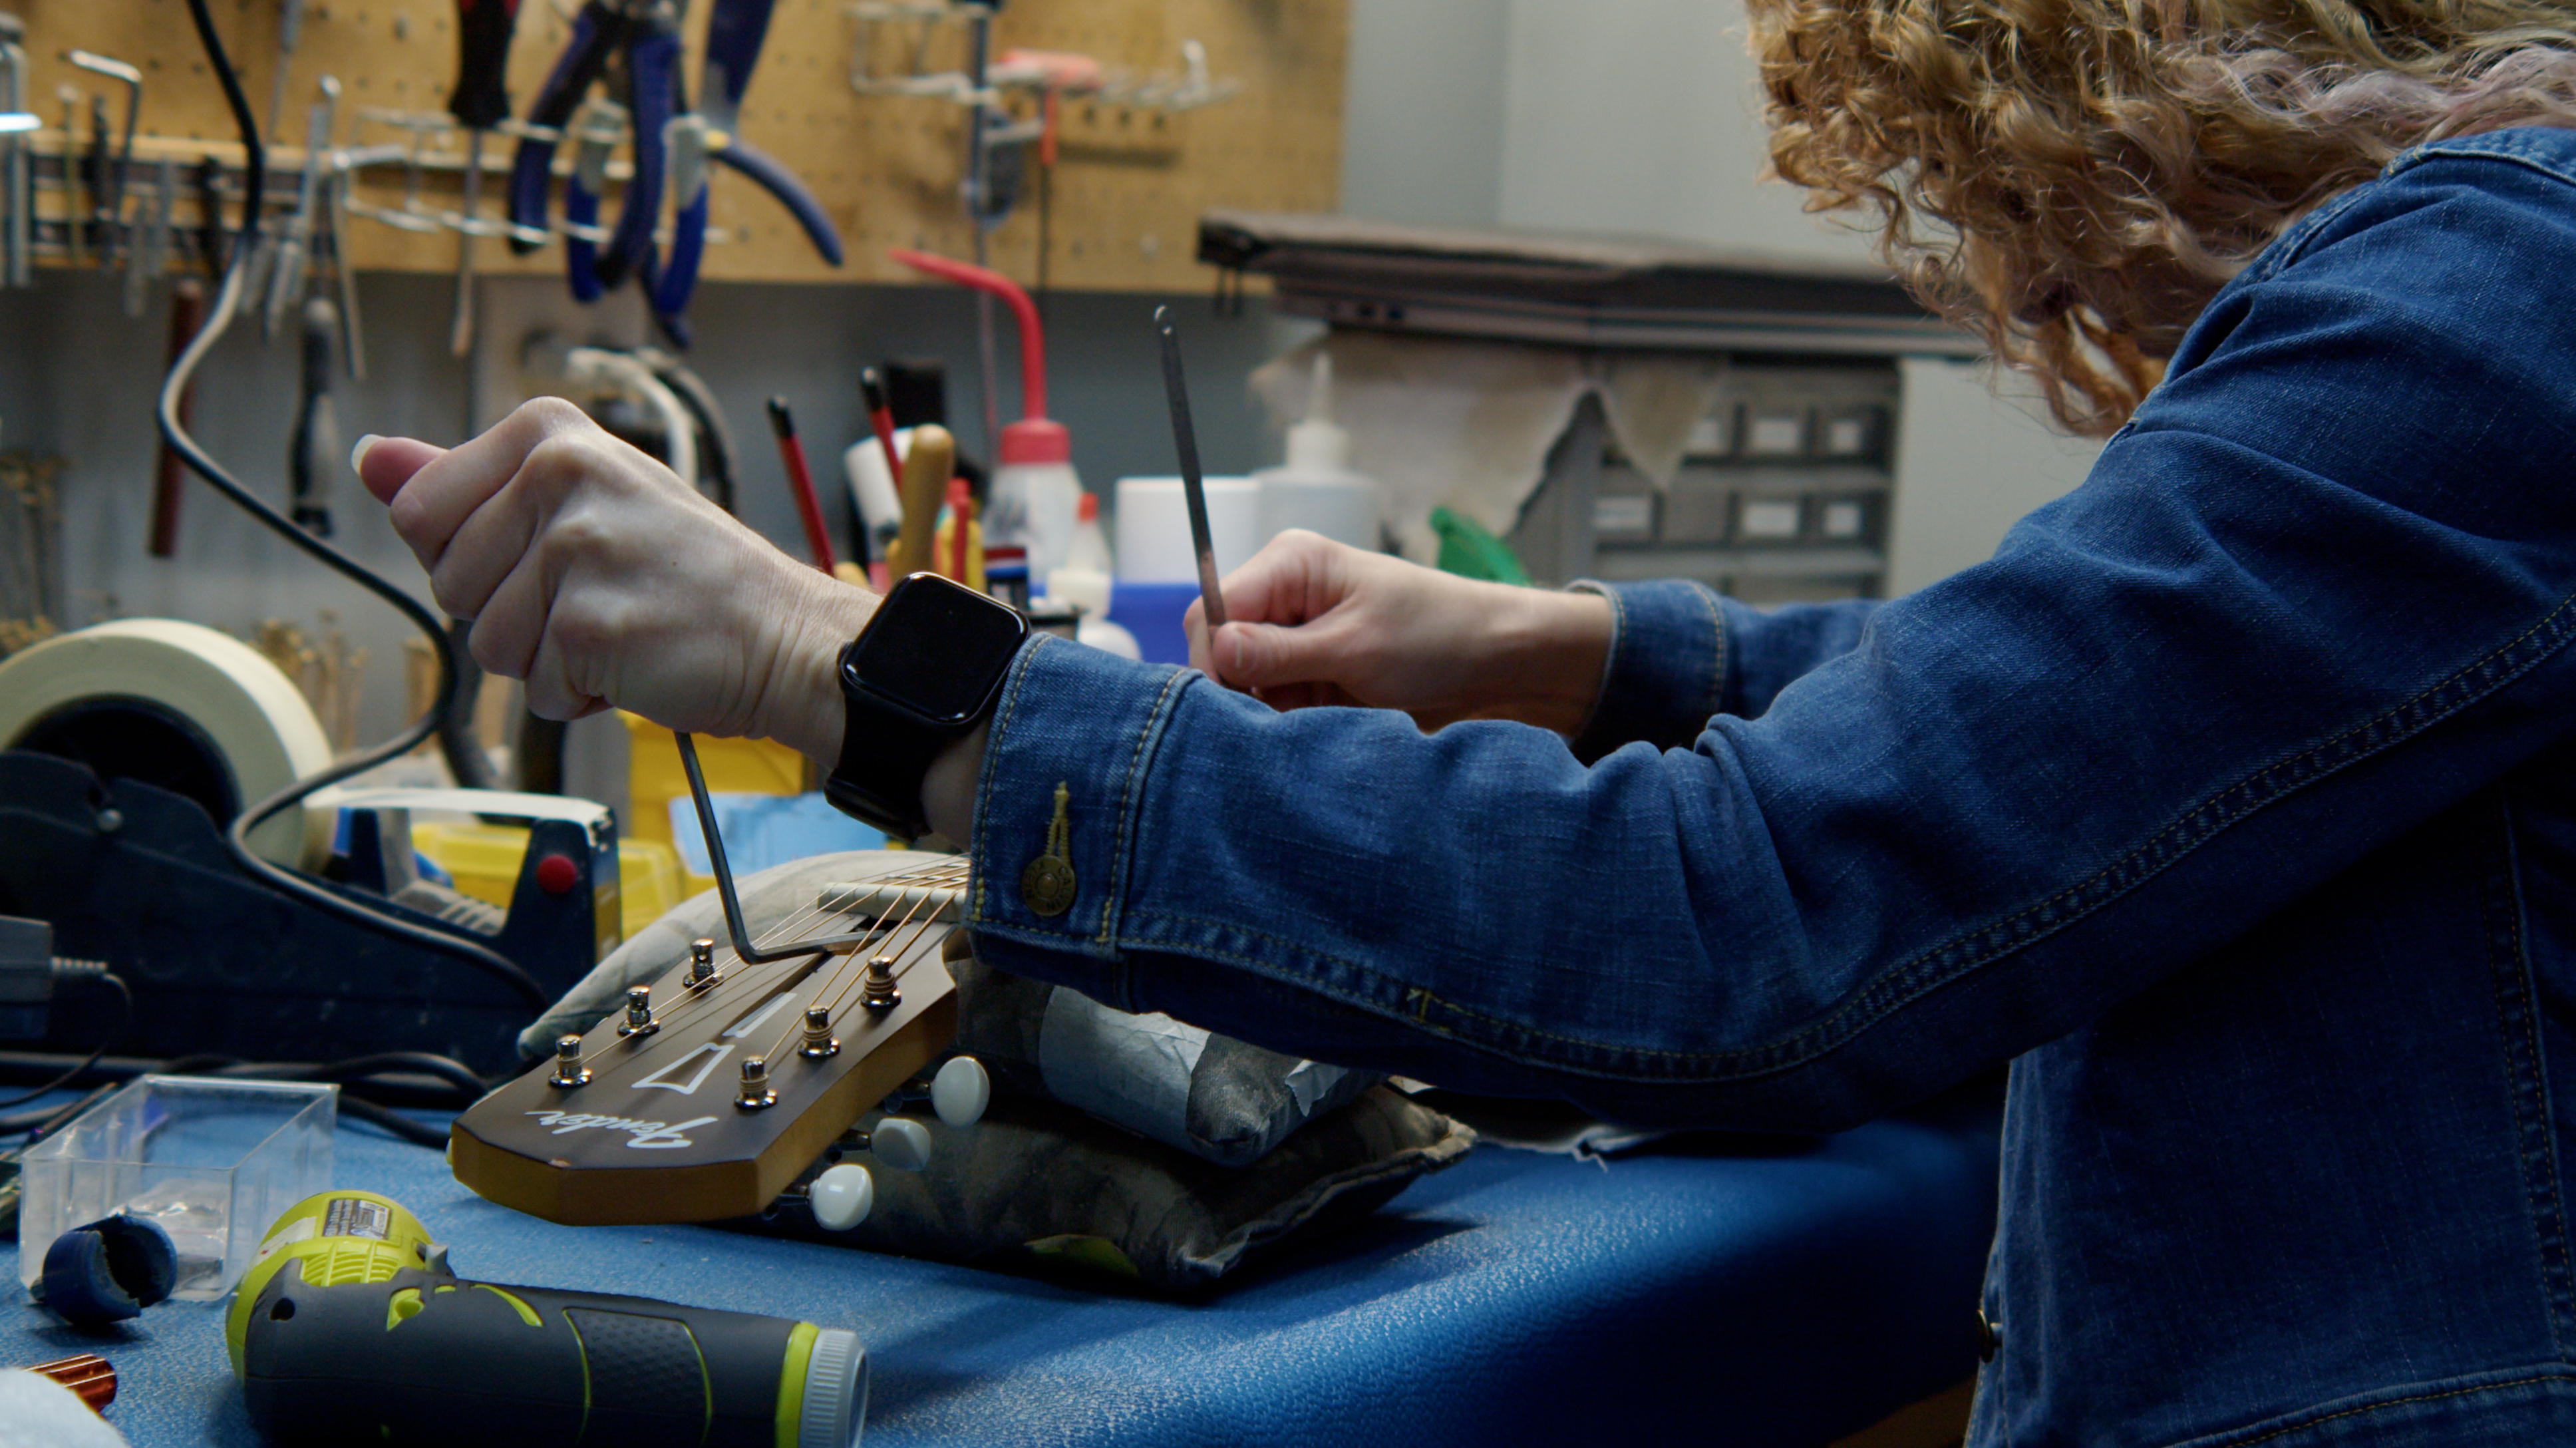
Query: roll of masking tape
[[0, 620, 335, 868]]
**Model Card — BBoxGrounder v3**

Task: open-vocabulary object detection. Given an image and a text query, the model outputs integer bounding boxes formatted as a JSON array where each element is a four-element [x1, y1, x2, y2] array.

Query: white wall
[[1887, 359, 2104, 594], [1339, 0, 2102, 585], [1341, 0, 1512, 227], [1494, 0, 1876, 264]]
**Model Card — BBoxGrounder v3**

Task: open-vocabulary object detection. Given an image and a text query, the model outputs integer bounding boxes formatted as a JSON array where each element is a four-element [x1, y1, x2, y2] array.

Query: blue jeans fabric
[[962, 127, 2576, 1443]]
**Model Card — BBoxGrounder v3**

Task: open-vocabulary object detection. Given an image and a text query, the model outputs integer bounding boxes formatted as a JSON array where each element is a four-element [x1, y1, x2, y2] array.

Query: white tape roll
[[0, 620, 335, 868]]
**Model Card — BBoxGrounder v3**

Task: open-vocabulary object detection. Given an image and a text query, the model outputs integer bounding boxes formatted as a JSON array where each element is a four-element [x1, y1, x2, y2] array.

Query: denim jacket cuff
[[962, 634, 1192, 1001], [1565, 579, 1727, 761]]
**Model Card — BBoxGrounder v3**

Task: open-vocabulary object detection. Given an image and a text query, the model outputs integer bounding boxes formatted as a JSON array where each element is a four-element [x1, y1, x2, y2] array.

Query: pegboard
[[8, 0, 1346, 291]]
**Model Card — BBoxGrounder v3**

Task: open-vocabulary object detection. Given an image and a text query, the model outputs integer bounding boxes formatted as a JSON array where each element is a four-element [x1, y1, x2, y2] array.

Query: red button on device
[[534, 853, 581, 895]]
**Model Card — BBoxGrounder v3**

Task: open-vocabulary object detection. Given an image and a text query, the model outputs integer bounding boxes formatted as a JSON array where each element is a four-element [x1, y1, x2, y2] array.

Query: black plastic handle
[[448, 0, 521, 130]]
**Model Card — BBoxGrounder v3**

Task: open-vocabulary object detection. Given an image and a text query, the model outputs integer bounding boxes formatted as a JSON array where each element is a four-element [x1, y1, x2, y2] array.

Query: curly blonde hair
[[1746, 0, 2576, 434]]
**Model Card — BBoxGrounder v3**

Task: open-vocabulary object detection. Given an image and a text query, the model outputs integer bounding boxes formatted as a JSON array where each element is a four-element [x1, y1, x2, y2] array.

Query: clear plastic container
[[17, 1075, 336, 1302]]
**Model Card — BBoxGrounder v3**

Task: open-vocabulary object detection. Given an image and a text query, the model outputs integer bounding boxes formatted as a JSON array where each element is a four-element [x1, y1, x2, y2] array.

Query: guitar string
[[564, 886, 888, 1069], [766, 858, 972, 1046], [565, 860, 973, 1073], [575, 857, 968, 1059], [758, 872, 955, 1065], [803, 861, 971, 1026]]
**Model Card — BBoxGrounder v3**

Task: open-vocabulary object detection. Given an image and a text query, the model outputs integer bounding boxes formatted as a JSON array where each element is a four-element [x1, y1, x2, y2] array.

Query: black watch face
[[846, 574, 1031, 725]]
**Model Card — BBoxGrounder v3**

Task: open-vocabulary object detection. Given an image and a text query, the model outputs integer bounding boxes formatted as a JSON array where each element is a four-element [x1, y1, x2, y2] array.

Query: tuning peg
[[931, 1056, 989, 1129], [810, 1164, 874, 1231], [870, 1117, 932, 1172]]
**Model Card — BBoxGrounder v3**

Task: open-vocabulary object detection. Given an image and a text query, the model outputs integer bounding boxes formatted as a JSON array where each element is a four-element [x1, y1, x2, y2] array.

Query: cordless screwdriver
[[227, 1190, 866, 1448]]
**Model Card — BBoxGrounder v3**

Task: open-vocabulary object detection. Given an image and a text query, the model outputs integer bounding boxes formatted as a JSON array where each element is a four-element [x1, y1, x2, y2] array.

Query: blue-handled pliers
[[648, 0, 846, 342], [510, 0, 840, 343]]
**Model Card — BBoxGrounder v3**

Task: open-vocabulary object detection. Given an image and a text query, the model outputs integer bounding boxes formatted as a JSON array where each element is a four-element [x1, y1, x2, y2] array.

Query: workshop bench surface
[[5, 1100, 1998, 1447]]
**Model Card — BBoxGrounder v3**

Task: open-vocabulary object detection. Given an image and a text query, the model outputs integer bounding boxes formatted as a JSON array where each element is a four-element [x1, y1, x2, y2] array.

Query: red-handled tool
[[765, 397, 836, 572]]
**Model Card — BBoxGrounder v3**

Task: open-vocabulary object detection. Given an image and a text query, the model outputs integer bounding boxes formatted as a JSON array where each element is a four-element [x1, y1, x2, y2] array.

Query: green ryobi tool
[[226, 1190, 865, 1447]]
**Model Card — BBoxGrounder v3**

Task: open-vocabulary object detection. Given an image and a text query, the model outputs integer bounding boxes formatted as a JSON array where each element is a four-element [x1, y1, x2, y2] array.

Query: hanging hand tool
[[265, 77, 339, 338], [192, 154, 226, 275], [559, 97, 623, 303], [447, 0, 522, 357], [290, 295, 339, 536], [148, 279, 206, 559], [82, 93, 106, 264], [124, 152, 173, 317], [592, 0, 678, 294], [646, 0, 845, 339], [504, 1, 631, 260], [319, 135, 367, 381], [265, 0, 308, 142], [66, 51, 139, 270], [0, 14, 28, 289], [504, 0, 677, 300]]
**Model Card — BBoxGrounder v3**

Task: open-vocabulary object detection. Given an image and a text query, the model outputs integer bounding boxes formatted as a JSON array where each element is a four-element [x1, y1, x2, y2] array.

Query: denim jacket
[[960, 128, 2576, 1444]]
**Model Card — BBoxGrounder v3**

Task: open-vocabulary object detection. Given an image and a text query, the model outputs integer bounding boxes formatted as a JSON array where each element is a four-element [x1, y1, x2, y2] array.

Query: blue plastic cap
[[41, 1214, 179, 1325]]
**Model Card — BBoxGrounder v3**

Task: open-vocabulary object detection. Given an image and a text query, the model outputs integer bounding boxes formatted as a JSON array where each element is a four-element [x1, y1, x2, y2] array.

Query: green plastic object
[[1430, 506, 1530, 586]]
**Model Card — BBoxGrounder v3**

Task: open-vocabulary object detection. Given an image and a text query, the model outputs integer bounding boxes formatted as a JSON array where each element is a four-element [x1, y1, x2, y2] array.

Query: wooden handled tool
[[891, 423, 953, 578]]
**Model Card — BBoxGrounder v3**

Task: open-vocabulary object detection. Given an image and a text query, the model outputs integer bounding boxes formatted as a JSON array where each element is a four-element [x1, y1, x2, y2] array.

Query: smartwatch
[[824, 572, 1032, 840]]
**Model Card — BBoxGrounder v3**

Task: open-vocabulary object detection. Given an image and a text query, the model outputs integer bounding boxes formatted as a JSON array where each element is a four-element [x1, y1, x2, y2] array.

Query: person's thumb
[[1216, 620, 1332, 689], [351, 434, 448, 504]]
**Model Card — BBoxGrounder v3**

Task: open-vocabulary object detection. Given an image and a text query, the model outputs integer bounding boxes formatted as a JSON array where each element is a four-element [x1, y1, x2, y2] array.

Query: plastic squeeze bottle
[[1253, 351, 1378, 550], [889, 250, 1085, 582]]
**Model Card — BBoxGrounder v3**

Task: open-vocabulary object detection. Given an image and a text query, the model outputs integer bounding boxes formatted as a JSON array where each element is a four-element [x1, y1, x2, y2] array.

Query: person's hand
[[1186, 530, 1613, 735], [356, 397, 873, 761]]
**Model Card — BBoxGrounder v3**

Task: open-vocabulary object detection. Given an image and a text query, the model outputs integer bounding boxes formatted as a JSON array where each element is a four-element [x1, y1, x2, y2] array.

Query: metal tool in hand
[[1154, 305, 1226, 630]]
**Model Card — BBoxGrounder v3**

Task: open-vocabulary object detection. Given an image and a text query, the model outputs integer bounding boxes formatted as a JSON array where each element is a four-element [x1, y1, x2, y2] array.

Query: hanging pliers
[[504, 0, 678, 296], [647, 0, 845, 337]]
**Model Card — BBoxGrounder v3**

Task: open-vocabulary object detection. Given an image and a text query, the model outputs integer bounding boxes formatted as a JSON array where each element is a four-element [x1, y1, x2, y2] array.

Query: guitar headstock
[[450, 853, 975, 1225]]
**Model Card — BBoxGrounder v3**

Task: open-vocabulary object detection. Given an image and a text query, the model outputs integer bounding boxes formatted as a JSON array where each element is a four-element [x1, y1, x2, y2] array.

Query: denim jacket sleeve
[[963, 132, 2576, 1132], [1565, 582, 1882, 761]]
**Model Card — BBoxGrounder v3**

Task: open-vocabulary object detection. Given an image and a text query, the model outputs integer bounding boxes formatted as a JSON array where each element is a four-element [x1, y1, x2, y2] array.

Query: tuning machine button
[[734, 1055, 778, 1111], [617, 986, 659, 1039], [800, 1007, 840, 1060], [931, 1056, 989, 1128], [547, 1035, 590, 1089], [810, 1164, 874, 1231], [870, 1117, 932, 1172]]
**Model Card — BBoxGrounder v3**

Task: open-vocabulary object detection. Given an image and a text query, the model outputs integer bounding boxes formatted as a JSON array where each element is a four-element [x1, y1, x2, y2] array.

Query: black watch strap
[[822, 572, 1032, 840], [824, 687, 947, 841]]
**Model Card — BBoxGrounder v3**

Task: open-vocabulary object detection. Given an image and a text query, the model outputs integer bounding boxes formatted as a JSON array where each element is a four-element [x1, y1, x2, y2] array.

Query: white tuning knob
[[872, 1116, 933, 1173], [810, 1164, 874, 1231], [931, 1055, 990, 1129]]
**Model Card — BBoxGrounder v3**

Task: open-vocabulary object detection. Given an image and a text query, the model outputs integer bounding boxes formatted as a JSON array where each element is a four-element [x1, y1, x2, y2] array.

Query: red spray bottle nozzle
[[888, 248, 1070, 466]]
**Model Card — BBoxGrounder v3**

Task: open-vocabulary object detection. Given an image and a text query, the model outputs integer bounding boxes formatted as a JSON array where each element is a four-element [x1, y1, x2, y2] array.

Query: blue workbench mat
[[5, 1095, 1997, 1447]]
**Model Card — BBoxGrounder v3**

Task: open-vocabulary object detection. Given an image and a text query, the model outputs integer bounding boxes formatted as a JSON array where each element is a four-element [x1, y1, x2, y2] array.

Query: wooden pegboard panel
[[10, 0, 1345, 291]]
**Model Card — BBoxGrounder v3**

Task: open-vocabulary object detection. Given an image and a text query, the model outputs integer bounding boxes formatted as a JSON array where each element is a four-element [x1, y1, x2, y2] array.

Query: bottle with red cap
[[888, 249, 1086, 584]]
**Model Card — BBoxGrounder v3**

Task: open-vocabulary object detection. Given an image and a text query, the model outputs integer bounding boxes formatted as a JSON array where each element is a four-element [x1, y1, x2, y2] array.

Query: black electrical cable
[[0, 1049, 491, 1142], [173, 0, 548, 1013], [0, 973, 132, 1111], [335, 1097, 456, 1149], [643, 352, 740, 515]]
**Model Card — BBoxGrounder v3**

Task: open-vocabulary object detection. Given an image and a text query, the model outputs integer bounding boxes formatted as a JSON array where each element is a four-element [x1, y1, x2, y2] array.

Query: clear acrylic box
[[16, 1076, 336, 1302]]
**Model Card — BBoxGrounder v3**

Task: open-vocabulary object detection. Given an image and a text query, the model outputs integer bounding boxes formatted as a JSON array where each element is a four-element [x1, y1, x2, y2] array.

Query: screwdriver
[[447, 0, 520, 357]]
